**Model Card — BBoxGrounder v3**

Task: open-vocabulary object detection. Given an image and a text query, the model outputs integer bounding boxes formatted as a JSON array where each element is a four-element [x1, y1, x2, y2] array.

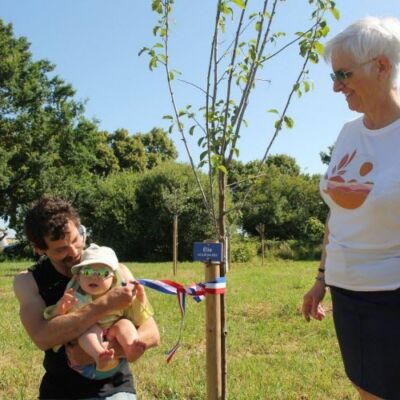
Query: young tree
[[140, 1, 339, 397], [161, 185, 190, 275]]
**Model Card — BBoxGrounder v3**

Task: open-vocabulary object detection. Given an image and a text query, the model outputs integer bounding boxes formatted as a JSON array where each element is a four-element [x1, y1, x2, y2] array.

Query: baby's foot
[[96, 348, 115, 371]]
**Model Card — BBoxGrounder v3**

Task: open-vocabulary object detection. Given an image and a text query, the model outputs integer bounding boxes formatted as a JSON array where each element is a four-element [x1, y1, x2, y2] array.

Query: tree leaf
[[200, 150, 208, 161], [218, 165, 228, 174], [283, 116, 294, 129], [330, 7, 340, 21], [231, 0, 246, 9], [138, 47, 149, 56], [314, 41, 324, 56]]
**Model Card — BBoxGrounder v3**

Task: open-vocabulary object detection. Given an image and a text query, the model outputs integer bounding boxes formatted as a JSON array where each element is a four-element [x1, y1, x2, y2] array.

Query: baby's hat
[[71, 243, 119, 274]]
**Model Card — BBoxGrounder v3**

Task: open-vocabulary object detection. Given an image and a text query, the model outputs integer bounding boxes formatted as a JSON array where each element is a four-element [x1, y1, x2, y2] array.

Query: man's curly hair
[[24, 197, 80, 250]]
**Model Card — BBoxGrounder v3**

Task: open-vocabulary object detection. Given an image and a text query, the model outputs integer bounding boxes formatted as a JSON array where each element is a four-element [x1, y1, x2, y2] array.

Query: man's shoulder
[[118, 263, 134, 281], [14, 269, 33, 284], [13, 269, 38, 299], [28, 256, 52, 272]]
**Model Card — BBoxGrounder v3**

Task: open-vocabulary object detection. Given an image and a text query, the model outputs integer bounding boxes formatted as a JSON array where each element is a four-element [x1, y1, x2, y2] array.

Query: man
[[14, 197, 160, 399]]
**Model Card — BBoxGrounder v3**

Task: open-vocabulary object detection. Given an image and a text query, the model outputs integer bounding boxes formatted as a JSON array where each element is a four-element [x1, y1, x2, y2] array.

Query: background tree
[[78, 162, 213, 261], [0, 19, 107, 229], [161, 184, 190, 275], [255, 222, 265, 265], [0, 18, 181, 235], [108, 128, 148, 172], [77, 171, 141, 261], [241, 166, 327, 240], [133, 162, 214, 261], [140, 127, 178, 169], [320, 144, 334, 165], [108, 127, 178, 172]]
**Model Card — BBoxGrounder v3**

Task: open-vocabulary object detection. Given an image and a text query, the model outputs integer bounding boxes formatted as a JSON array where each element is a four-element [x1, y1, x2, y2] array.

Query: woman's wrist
[[315, 265, 326, 285], [315, 275, 326, 288]]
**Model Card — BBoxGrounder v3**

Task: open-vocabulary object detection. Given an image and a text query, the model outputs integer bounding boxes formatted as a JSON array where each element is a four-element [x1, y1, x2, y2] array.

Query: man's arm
[[137, 316, 160, 349], [14, 270, 136, 351], [119, 263, 160, 361], [118, 264, 160, 350], [66, 316, 161, 366]]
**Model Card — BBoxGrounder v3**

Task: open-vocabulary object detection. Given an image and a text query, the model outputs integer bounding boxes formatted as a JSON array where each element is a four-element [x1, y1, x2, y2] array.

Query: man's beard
[[62, 252, 82, 268]]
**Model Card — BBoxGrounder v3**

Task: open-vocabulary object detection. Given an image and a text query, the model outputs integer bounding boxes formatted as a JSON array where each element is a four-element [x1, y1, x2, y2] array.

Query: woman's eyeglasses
[[330, 58, 376, 82], [80, 267, 113, 279]]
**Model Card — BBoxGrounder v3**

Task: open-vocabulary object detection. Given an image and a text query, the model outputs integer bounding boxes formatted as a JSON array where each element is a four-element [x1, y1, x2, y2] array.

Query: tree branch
[[161, 0, 214, 222], [204, 0, 223, 235], [230, 9, 325, 215], [227, 0, 276, 165], [220, 1, 248, 162]]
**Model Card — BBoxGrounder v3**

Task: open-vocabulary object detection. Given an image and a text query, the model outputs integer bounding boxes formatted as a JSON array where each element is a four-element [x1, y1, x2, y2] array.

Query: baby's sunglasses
[[80, 266, 114, 279]]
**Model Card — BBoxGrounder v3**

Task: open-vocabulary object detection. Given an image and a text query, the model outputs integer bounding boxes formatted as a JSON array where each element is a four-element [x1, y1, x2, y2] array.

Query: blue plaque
[[193, 242, 223, 262]]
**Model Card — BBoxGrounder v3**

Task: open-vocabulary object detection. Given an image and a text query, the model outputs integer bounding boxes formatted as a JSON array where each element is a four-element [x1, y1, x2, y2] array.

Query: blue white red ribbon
[[136, 277, 226, 363]]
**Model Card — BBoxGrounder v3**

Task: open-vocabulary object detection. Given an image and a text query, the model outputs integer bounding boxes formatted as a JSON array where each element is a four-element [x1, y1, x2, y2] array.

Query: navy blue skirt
[[330, 286, 400, 400]]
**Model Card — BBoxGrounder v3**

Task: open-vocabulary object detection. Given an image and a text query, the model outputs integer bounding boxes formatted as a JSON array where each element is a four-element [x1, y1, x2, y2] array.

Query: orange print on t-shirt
[[323, 150, 374, 209]]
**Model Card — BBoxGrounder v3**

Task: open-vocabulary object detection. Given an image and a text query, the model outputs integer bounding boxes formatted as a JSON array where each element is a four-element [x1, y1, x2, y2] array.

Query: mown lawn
[[0, 259, 357, 400]]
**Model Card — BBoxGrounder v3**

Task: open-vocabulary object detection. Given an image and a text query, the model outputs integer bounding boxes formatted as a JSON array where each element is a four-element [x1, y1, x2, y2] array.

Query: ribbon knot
[[136, 277, 226, 363]]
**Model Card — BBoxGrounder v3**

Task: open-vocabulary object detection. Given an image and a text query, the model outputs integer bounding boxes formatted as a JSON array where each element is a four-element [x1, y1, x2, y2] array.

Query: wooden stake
[[173, 214, 178, 275], [205, 260, 222, 400]]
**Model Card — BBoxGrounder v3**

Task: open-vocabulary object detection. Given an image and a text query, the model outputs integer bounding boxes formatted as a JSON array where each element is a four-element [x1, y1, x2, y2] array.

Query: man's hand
[[102, 286, 137, 312]]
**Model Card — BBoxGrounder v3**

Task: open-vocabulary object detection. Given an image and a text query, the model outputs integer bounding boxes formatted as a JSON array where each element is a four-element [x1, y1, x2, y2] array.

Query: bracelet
[[315, 276, 325, 284], [318, 268, 325, 273]]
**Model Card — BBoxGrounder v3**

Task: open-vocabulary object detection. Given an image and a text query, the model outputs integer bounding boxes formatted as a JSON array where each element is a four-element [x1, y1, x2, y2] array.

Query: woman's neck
[[363, 89, 400, 129]]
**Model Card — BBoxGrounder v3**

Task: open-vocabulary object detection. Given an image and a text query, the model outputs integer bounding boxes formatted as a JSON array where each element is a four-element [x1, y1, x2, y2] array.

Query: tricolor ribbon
[[136, 277, 226, 363]]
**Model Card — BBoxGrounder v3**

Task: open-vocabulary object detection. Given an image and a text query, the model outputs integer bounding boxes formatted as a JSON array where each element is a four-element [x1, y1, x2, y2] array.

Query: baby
[[45, 244, 153, 375]]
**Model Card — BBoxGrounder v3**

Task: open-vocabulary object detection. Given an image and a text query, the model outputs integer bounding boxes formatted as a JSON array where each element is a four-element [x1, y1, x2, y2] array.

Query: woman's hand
[[302, 280, 326, 322]]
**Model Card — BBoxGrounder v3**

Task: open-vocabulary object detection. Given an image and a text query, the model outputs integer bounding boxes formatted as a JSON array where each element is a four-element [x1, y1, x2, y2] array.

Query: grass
[[0, 259, 358, 400]]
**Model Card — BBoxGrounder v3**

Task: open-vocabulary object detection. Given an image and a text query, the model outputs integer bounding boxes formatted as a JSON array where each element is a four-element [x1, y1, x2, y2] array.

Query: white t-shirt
[[320, 116, 400, 291]]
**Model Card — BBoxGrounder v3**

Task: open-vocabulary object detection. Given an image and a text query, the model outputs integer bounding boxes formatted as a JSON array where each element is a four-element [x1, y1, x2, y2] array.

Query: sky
[[1, 1, 400, 232]]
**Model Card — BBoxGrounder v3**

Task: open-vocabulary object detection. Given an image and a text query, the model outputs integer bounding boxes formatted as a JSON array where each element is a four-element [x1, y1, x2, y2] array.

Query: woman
[[302, 17, 400, 400]]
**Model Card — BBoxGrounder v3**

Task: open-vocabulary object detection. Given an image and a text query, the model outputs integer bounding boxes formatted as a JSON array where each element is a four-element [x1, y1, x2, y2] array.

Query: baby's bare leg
[[107, 319, 139, 361], [78, 324, 114, 370]]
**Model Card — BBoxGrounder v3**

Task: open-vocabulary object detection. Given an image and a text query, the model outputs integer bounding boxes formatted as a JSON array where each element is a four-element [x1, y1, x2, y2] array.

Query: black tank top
[[29, 257, 135, 399]]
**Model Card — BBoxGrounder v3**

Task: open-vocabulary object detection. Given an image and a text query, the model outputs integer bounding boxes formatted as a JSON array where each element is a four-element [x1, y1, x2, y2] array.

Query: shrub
[[264, 239, 322, 261], [230, 238, 258, 263], [304, 216, 325, 244]]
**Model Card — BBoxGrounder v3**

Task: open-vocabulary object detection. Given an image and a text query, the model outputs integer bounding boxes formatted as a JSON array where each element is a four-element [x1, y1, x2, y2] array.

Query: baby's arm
[[43, 288, 78, 320], [134, 282, 146, 304], [56, 288, 78, 315]]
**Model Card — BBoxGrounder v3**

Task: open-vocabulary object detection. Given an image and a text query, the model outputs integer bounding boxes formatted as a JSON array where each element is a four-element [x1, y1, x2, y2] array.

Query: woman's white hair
[[324, 16, 400, 87]]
